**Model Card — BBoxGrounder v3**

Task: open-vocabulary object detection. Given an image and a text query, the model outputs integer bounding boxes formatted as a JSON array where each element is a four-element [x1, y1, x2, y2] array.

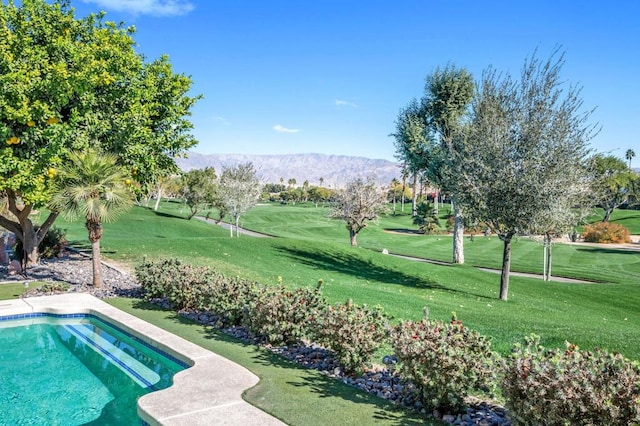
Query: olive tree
[[329, 177, 387, 246], [457, 49, 596, 300], [0, 0, 199, 266], [215, 162, 261, 237]]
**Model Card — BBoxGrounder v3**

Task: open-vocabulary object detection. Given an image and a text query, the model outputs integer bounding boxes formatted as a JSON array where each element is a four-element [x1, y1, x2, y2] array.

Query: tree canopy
[[329, 177, 387, 246], [0, 0, 200, 265], [457, 49, 596, 300], [591, 155, 639, 221]]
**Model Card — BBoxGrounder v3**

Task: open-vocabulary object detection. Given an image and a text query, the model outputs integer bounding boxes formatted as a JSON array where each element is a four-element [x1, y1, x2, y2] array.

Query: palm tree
[[626, 149, 636, 169], [49, 150, 134, 287]]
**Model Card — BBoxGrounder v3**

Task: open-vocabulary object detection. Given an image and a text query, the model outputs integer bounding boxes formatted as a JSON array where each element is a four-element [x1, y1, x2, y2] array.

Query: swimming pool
[[0, 293, 283, 425], [0, 314, 187, 425]]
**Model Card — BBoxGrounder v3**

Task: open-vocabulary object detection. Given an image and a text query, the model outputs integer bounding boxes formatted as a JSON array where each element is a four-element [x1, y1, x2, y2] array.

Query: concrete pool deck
[[0, 293, 284, 426]]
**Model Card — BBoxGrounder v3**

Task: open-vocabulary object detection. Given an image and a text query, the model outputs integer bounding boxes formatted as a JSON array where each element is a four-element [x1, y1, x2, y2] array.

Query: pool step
[[58, 324, 161, 389]]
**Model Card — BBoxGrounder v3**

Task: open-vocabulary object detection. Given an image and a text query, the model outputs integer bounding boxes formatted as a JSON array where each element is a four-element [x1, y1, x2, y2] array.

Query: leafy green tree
[[329, 177, 387, 246], [0, 0, 199, 266], [180, 167, 217, 220], [422, 64, 474, 264], [49, 150, 134, 287], [591, 155, 639, 221], [391, 99, 432, 216], [458, 49, 595, 300], [215, 163, 261, 237]]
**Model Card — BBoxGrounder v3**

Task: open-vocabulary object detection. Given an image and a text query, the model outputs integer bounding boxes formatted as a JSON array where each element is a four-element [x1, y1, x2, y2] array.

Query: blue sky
[[72, 0, 639, 164]]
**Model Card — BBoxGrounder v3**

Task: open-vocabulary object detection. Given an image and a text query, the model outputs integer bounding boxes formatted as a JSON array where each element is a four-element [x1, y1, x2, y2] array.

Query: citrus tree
[[0, 0, 199, 266]]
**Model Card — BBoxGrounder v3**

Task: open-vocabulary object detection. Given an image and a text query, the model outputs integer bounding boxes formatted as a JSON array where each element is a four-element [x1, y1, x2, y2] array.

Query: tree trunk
[[153, 186, 163, 211], [452, 202, 464, 264], [499, 234, 513, 301], [349, 229, 358, 246], [545, 234, 553, 281], [91, 238, 103, 287], [235, 215, 240, 237], [411, 174, 418, 216], [603, 207, 612, 222], [401, 177, 406, 212], [86, 220, 104, 287]]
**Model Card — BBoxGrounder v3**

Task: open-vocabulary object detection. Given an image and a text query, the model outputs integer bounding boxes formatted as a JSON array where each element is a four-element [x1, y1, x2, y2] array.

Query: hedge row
[[135, 258, 640, 424]]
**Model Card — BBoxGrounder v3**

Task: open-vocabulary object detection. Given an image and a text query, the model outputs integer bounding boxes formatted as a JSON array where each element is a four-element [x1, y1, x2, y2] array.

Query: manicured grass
[[107, 298, 432, 426], [56, 205, 640, 360], [0, 282, 43, 300]]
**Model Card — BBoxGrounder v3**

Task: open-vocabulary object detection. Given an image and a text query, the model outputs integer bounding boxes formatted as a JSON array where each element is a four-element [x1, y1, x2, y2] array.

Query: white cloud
[[212, 116, 230, 126], [273, 124, 300, 134], [81, 0, 194, 17], [335, 99, 358, 108]]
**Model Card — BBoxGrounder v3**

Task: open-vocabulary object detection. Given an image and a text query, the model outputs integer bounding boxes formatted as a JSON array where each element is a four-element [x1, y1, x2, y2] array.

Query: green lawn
[[54, 204, 640, 360], [108, 298, 432, 426]]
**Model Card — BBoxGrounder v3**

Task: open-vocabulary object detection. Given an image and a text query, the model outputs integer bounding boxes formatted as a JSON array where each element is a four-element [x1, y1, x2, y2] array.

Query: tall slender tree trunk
[[452, 200, 464, 264], [91, 239, 103, 287], [401, 176, 406, 212], [153, 186, 163, 211], [349, 229, 358, 246], [544, 233, 553, 281], [603, 207, 613, 222], [235, 215, 241, 237], [411, 174, 418, 216], [499, 233, 514, 301], [86, 220, 104, 287]]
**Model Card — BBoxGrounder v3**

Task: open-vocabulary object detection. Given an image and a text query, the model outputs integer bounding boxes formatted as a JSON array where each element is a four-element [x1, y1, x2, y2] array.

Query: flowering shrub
[[391, 313, 498, 413], [502, 335, 640, 426], [314, 299, 390, 374], [582, 222, 631, 243], [242, 282, 326, 346]]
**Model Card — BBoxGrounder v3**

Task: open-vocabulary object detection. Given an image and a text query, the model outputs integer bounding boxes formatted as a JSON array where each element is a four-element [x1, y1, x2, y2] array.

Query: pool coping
[[0, 293, 284, 426]]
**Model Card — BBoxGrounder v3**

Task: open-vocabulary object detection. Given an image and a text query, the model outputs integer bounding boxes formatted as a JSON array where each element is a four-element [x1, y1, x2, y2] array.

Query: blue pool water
[[0, 314, 187, 425]]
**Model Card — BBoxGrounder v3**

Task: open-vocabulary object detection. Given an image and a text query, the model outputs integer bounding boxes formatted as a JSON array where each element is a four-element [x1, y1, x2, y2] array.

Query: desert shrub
[[314, 299, 390, 374], [37, 281, 70, 293], [582, 222, 631, 243], [243, 281, 326, 346], [203, 274, 259, 326], [391, 313, 498, 413], [12, 226, 67, 260], [135, 258, 212, 310], [502, 335, 640, 425]]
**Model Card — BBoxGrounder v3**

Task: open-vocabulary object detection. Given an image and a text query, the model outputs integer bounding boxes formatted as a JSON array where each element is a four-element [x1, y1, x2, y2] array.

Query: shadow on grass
[[127, 300, 433, 425], [575, 246, 640, 255], [150, 209, 188, 220], [248, 349, 431, 425], [276, 245, 444, 290]]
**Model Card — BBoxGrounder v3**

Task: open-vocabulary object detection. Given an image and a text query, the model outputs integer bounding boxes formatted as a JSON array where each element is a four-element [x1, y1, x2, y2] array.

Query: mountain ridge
[[175, 152, 401, 187]]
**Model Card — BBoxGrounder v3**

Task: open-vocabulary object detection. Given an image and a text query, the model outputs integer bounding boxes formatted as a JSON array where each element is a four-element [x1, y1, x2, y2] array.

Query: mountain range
[[175, 152, 402, 187]]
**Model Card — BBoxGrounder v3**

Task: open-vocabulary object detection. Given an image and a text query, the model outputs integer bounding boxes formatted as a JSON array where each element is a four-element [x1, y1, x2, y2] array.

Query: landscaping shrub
[[315, 298, 390, 375], [243, 281, 326, 346], [502, 334, 640, 425], [203, 274, 259, 326], [582, 222, 631, 243], [135, 258, 211, 309], [391, 312, 498, 413]]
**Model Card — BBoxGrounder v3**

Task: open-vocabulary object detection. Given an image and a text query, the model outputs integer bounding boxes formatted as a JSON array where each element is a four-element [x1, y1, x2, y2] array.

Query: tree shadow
[[150, 210, 188, 220], [248, 349, 431, 425], [276, 245, 445, 290], [575, 246, 640, 256]]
